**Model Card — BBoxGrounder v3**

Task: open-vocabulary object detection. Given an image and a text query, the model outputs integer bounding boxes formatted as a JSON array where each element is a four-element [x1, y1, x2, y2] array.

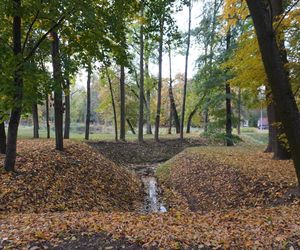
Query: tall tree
[[145, 42, 153, 135], [155, 14, 165, 141], [45, 94, 51, 139], [120, 65, 126, 141], [105, 67, 118, 142], [225, 29, 234, 146], [85, 64, 92, 140], [64, 79, 71, 139], [237, 88, 241, 135], [0, 121, 6, 154], [203, 0, 221, 132], [269, 0, 291, 160], [138, 0, 145, 143], [32, 103, 39, 139], [4, 0, 23, 171], [246, 0, 300, 185], [180, 0, 192, 140], [51, 30, 64, 151], [168, 46, 180, 134]]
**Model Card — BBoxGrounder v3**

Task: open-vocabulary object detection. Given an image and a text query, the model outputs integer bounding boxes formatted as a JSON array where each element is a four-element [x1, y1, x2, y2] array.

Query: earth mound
[[0, 140, 142, 213]]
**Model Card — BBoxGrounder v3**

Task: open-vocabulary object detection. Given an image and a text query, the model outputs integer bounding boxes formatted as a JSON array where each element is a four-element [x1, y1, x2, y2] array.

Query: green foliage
[[202, 130, 243, 145]]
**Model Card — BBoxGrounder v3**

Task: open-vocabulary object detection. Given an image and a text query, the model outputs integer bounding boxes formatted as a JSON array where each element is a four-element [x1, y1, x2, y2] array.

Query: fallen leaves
[[0, 139, 143, 213], [88, 138, 207, 165], [157, 146, 299, 212], [1, 206, 300, 249], [1, 141, 300, 249]]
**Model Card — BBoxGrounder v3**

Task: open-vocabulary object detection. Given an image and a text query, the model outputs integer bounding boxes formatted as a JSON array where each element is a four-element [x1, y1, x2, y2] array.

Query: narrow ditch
[[129, 163, 167, 213]]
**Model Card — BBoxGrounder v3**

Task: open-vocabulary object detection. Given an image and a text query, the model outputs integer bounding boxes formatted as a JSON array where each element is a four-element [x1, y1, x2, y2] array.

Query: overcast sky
[[76, 2, 203, 87]]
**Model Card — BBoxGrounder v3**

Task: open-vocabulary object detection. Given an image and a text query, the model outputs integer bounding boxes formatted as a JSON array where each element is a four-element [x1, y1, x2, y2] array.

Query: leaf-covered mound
[[0, 140, 142, 213], [89, 137, 207, 165], [157, 146, 299, 212]]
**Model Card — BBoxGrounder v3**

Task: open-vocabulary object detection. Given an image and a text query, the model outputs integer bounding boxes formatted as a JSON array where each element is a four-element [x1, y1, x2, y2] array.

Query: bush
[[202, 131, 243, 145]]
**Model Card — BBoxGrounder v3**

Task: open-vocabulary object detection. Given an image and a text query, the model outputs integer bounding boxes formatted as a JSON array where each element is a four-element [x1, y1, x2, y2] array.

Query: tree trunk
[[155, 15, 165, 142], [168, 107, 172, 134], [167, 48, 172, 135], [246, 0, 300, 185], [0, 122, 6, 154], [127, 119, 136, 135], [168, 48, 172, 135], [32, 103, 39, 138], [64, 79, 70, 139], [265, 94, 275, 153], [265, 91, 290, 158], [202, 0, 218, 134], [237, 88, 241, 135], [204, 109, 209, 133], [146, 89, 152, 134], [120, 65, 126, 141], [225, 82, 234, 146], [168, 46, 180, 134], [4, 0, 23, 172], [145, 56, 152, 135], [106, 67, 118, 142], [186, 108, 197, 134], [225, 30, 234, 146], [180, 0, 192, 140], [273, 102, 291, 159], [138, 0, 145, 143], [85, 64, 92, 140], [51, 30, 64, 151], [270, 0, 291, 160], [46, 94, 50, 139]]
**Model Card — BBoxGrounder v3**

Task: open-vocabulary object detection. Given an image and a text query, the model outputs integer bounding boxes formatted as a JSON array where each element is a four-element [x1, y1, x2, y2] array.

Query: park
[[1, 0, 300, 249]]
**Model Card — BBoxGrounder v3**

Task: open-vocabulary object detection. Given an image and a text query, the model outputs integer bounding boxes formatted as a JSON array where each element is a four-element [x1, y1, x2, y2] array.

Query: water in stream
[[141, 176, 167, 213], [130, 164, 167, 213]]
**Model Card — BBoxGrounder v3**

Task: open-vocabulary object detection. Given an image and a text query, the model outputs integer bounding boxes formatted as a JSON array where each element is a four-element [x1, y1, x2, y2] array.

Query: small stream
[[130, 164, 167, 213]]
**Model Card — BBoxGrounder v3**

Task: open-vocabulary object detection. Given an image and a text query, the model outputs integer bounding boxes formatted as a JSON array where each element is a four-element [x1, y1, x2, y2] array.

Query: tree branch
[[274, 0, 300, 32], [24, 12, 68, 62], [294, 86, 300, 97], [22, 10, 40, 54]]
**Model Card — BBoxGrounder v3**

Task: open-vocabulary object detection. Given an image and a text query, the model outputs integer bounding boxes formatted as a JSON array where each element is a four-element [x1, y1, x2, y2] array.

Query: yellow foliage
[[223, 1, 300, 100], [223, 0, 249, 27], [223, 29, 266, 91]]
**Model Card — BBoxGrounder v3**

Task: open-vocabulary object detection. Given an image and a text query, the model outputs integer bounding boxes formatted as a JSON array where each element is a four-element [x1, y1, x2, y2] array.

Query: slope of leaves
[[1, 206, 300, 249], [89, 137, 208, 165], [0, 140, 143, 213], [157, 146, 299, 212]]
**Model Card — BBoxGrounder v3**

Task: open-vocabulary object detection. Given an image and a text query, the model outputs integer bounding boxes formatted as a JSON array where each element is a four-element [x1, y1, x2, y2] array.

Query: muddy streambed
[[129, 164, 167, 213]]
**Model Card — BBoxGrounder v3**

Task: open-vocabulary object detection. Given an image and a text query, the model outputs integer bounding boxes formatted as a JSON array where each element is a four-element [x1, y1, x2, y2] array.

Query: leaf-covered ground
[[1, 207, 300, 249], [1, 141, 300, 249], [157, 146, 299, 211], [88, 137, 207, 165], [0, 140, 143, 213]]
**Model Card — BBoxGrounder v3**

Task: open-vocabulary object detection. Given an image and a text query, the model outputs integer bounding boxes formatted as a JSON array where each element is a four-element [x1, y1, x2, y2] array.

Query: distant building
[[257, 117, 269, 129], [242, 120, 249, 127]]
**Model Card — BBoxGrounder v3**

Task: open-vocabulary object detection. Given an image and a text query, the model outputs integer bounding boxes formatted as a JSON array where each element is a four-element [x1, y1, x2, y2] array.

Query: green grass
[[16, 126, 202, 142], [16, 125, 269, 146], [241, 131, 268, 145], [156, 160, 172, 183]]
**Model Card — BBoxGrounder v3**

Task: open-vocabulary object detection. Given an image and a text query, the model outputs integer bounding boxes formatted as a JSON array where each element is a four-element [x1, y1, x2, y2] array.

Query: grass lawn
[[17, 125, 268, 144]]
